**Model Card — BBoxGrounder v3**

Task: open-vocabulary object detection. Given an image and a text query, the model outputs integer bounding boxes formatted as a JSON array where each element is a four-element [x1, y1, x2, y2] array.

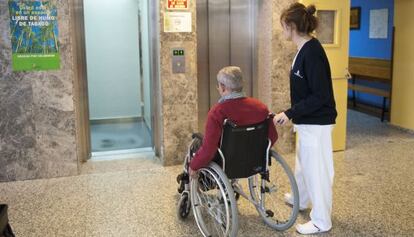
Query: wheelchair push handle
[[223, 119, 237, 128]]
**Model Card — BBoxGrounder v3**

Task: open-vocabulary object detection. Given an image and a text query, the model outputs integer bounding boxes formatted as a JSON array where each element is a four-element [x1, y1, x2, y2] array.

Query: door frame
[[71, 0, 91, 164], [299, 0, 350, 151], [70, 0, 162, 163]]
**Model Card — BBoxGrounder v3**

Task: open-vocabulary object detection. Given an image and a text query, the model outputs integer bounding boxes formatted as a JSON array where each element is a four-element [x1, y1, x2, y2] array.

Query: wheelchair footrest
[[176, 172, 189, 184], [176, 172, 189, 194]]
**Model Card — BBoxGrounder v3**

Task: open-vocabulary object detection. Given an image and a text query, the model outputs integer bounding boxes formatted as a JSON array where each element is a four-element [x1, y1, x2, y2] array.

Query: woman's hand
[[274, 112, 289, 126]]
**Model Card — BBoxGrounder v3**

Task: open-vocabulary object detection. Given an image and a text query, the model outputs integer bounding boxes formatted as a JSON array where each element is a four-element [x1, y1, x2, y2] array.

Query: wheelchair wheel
[[248, 150, 299, 231], [190, 163, 238, 237], [177, 192, 191, 220]]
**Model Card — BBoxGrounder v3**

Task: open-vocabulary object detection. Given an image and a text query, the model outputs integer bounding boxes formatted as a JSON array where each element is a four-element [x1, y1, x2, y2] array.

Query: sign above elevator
[[167, 0, 189, 10]]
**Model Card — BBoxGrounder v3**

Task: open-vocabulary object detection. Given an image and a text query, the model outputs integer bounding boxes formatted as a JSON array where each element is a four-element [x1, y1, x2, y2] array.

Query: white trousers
[[294, 124, 334, 230]]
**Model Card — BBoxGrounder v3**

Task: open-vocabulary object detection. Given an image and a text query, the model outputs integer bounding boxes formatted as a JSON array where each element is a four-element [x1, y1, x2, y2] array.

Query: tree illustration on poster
[[8, 0, 60, 71]]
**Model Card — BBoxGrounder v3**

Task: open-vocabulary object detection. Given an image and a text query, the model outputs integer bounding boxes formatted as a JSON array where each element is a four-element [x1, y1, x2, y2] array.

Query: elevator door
[[83, 0, 153, 157], [197, 0, 258, 131]]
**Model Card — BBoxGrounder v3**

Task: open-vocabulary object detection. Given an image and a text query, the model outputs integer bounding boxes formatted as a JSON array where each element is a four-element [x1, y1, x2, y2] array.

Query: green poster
[[8, 1, 60, 71]]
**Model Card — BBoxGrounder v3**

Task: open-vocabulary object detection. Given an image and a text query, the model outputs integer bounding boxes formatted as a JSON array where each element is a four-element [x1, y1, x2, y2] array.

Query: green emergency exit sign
[[173, 49, 185, 56]]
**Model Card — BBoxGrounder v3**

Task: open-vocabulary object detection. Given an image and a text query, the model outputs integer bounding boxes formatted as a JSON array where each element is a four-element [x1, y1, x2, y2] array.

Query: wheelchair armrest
[[192, 133, 204, 140]]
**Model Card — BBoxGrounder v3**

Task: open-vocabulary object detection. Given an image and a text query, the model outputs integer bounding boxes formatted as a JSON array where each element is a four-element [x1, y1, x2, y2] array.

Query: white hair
[[217, 66, 244, 92]]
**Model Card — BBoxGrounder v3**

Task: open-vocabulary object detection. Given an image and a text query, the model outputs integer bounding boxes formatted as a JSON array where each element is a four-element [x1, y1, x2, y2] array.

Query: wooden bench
[[348, 57, 392, 122]]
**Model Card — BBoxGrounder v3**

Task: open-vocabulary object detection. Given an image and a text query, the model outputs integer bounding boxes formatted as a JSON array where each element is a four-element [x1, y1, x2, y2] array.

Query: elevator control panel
[[172, 48, 185, 73]]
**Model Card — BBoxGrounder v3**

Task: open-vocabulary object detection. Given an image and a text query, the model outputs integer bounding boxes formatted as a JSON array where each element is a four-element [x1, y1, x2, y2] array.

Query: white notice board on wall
[[164, 12, 192, 33], [369, 9, 388, 39]]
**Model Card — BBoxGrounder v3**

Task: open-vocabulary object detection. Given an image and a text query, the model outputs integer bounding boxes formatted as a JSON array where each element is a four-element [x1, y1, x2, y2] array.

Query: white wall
[[84, 0, 142, 120], [140, 0, 152, 129]]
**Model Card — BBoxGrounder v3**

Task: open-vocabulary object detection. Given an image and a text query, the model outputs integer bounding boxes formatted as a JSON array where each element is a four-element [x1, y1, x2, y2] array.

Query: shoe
[[284, 193, 307, 211], [296, 221, 330, 235]]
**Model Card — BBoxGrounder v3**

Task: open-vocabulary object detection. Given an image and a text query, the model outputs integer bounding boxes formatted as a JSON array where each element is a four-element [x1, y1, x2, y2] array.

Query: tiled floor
[[1, 110, 414, 236], [90, 120, 152, 152]]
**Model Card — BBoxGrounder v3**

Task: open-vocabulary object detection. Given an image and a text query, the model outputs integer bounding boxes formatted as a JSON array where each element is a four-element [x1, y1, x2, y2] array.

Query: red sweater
[[189, 97, 278, 170]]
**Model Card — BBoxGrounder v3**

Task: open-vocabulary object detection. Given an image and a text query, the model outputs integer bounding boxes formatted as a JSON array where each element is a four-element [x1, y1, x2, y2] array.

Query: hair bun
[[306, 5, 316, 15]]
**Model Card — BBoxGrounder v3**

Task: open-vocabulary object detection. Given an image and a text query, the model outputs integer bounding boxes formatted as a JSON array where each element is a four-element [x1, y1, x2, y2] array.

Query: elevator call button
[[173, 49, 184, 56], [172, 48, 185, 73]]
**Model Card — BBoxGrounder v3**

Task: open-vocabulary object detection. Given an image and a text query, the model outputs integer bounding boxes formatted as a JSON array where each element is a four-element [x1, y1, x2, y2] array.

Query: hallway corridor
[[1, 110, 413, 236]]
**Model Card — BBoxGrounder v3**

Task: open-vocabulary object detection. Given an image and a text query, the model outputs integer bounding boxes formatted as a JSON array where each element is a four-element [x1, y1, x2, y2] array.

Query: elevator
[[73, 0, 158, 160], [197, 0, 259, 130]]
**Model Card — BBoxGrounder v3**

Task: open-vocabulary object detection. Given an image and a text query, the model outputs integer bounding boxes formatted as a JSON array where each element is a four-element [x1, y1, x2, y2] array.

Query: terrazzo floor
[[1, 110, 414, 236]]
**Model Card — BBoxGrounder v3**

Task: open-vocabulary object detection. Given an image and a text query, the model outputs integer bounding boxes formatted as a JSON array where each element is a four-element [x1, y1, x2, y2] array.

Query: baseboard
[[388, 124, 414, 135]]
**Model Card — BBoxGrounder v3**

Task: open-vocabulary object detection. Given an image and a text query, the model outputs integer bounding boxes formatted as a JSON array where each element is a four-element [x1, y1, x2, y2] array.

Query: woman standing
[[274, 3, 337, 235]]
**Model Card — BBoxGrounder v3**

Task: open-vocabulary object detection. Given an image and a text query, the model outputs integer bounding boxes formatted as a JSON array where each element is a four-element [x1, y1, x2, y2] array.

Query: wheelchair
[[176, 116, 300, 237]]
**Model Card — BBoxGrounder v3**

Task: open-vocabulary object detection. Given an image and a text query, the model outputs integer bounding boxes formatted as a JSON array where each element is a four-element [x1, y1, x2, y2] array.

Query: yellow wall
[[391, 0, 414, 130], [300, 0, 350, 151]]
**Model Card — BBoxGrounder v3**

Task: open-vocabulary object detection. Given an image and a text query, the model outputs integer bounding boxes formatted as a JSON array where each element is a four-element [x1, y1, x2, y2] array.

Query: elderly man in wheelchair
[[176, 66, 300, 237]]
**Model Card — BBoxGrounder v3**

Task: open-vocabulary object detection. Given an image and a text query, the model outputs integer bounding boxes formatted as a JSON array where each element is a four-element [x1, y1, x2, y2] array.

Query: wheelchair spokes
[[248, 151, 299, 231], [193, 169, 230, 237], [191, 164, 238, 237], [198, 172, 218, 192], [199, 196, 227, 236]]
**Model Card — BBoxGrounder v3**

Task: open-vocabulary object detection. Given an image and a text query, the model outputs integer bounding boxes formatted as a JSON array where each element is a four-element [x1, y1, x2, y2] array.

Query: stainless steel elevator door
[[197, 0, 258, 131]]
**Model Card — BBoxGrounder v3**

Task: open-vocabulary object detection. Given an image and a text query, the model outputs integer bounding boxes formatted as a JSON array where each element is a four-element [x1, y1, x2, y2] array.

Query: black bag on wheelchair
[[215, 119, 270, 180]]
